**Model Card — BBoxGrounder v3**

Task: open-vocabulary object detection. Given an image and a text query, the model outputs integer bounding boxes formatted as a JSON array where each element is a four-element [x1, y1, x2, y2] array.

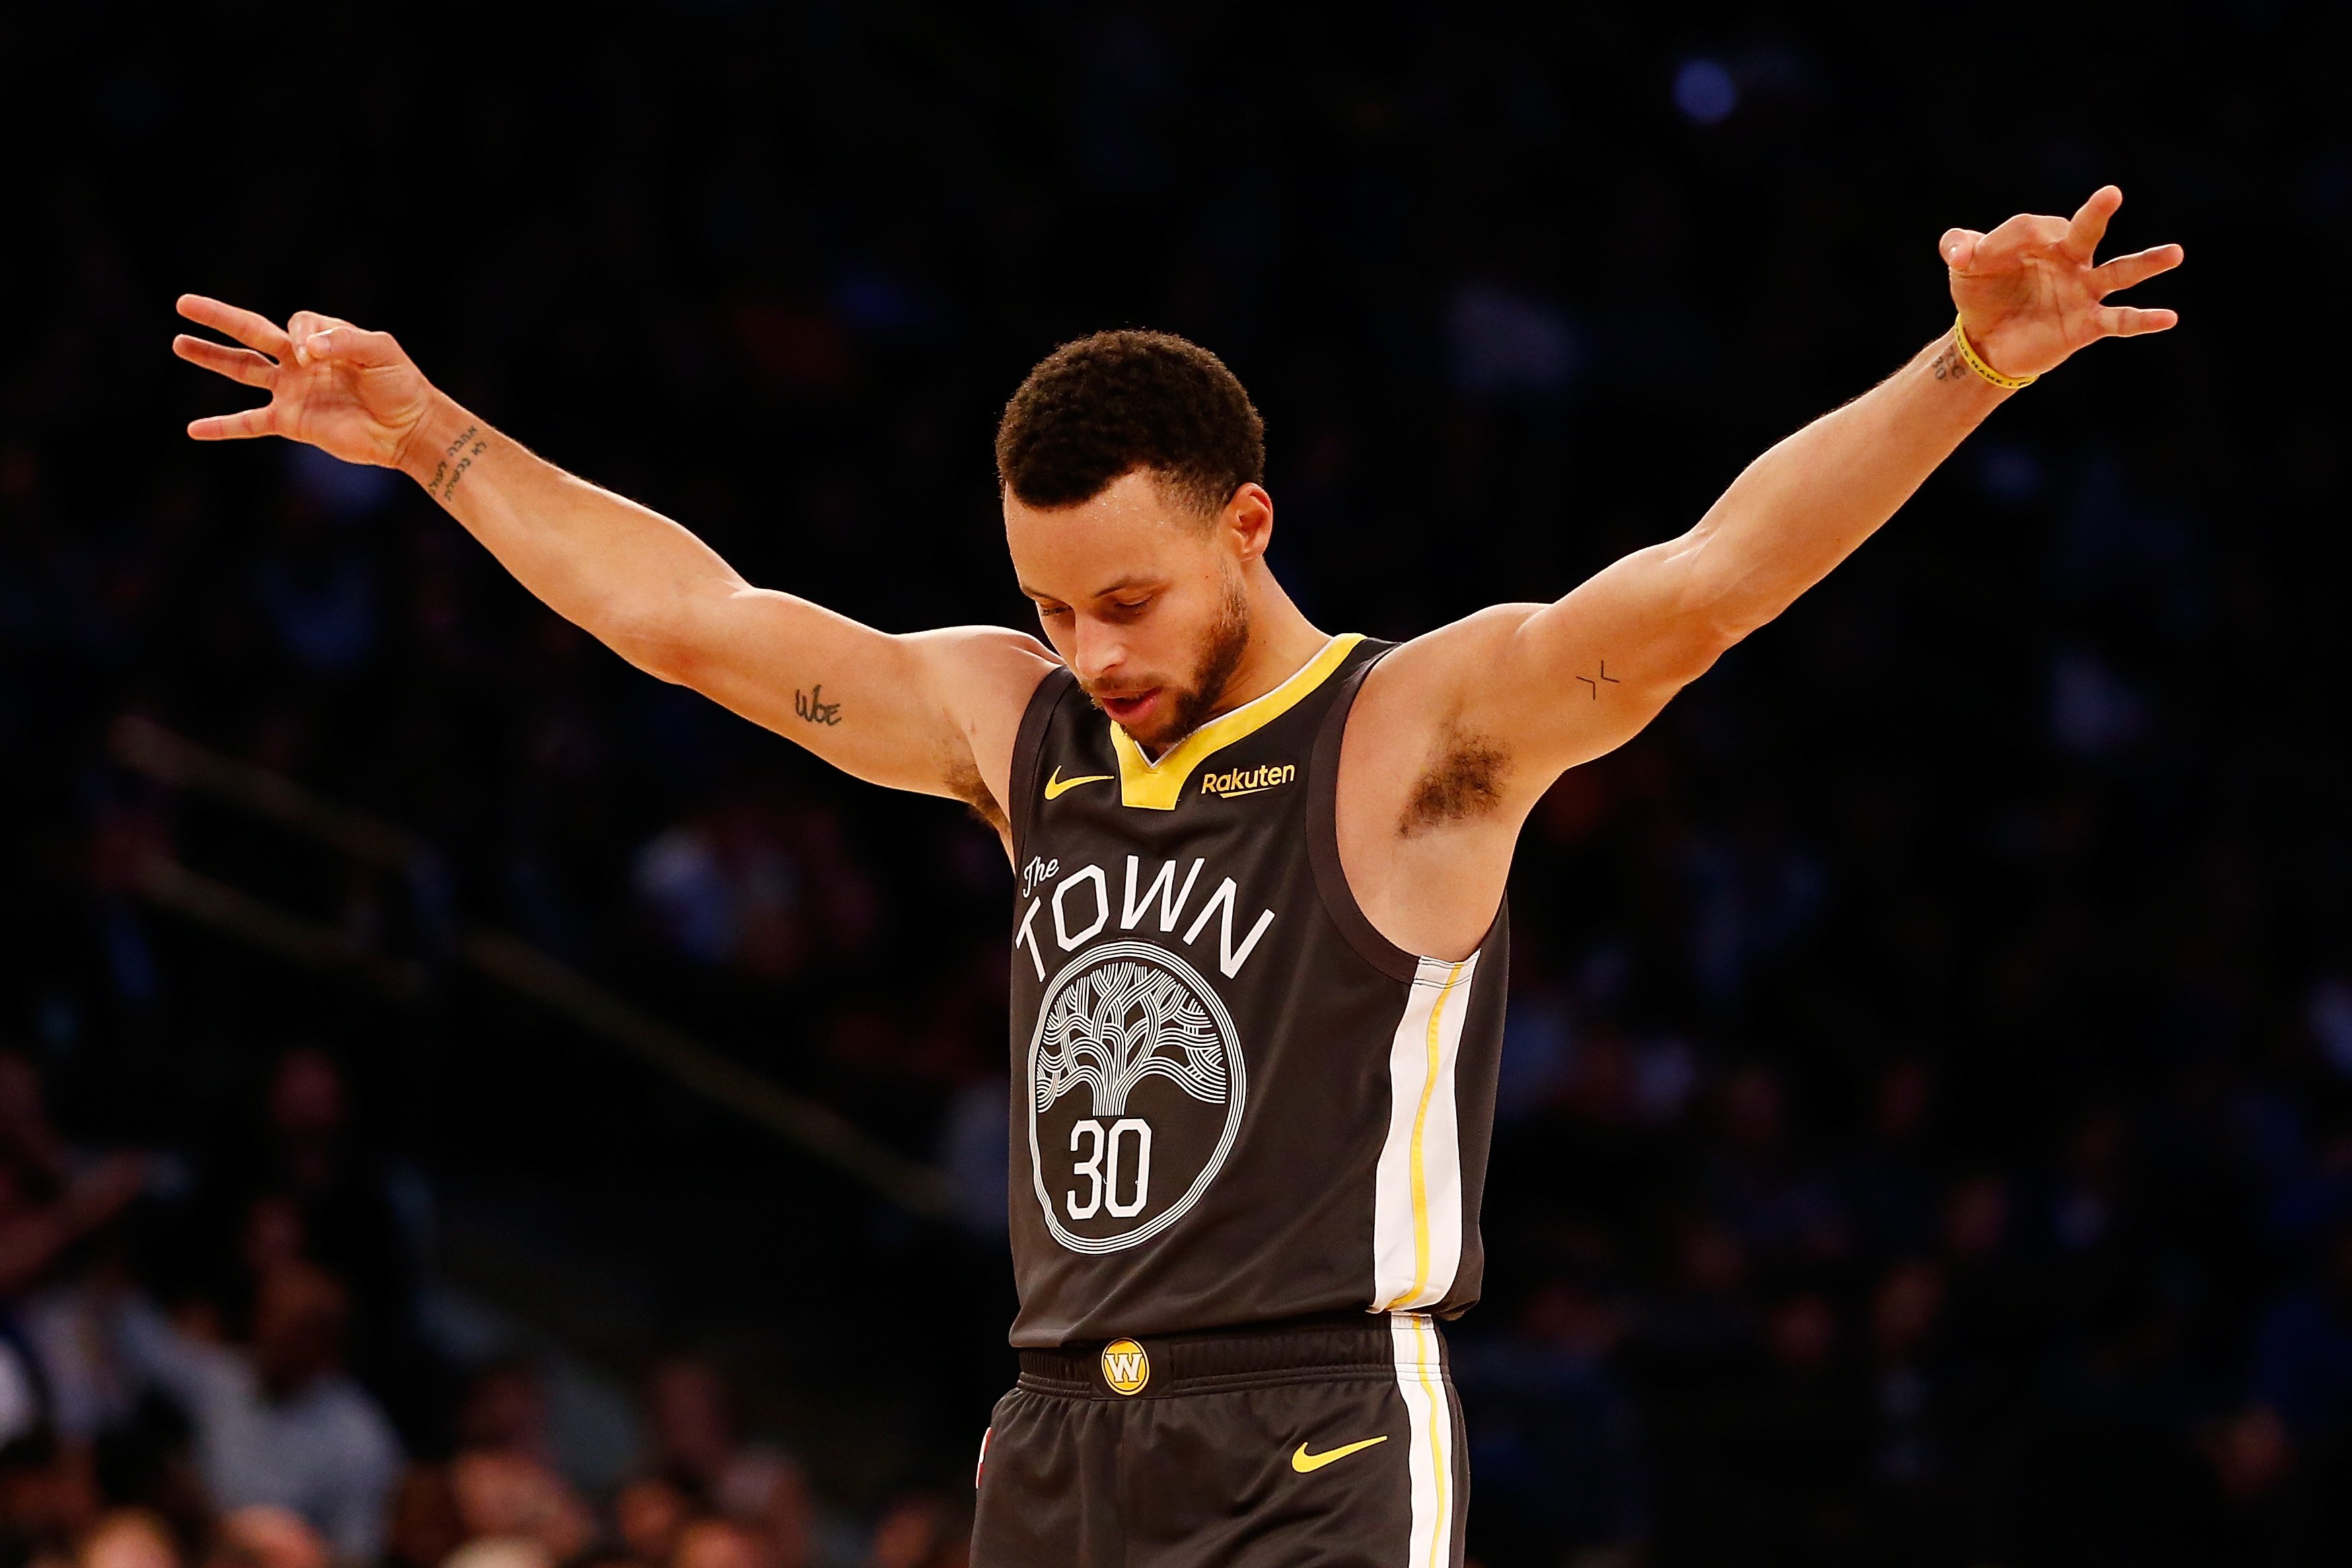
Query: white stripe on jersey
[[1389, 1312, 1458, 1568], [1371, 954, 1478, 1311]]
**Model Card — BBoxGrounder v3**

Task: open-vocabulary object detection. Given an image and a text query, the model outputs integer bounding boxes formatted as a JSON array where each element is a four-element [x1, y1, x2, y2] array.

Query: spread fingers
[[173, 334, 276, 388], [2096, 304, 2179, 337], [186, 406, 279, 441], [175, 294, 291, 359], [2064, 186, 2123, 262], [2091, 244, 2185, 297]]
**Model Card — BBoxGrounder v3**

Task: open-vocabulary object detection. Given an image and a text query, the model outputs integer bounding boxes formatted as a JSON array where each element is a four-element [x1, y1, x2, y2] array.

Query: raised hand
[[172, 296, 437, 467], [1941, 186, 2182, 380]]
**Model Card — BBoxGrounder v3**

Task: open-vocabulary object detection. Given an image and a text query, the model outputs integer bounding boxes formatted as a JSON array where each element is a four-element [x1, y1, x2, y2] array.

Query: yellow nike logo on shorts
[[1291, 1435, 1388, 1473], [1044, 767, 1113, 799]]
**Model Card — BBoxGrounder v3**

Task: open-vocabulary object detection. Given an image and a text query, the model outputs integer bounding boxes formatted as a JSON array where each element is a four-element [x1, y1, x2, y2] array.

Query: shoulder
[[903, 625, 1061, 721], [1360, 604, 1544, 709], [1351, 603, 1544, 751], [901, 627, 1063, 834], [898, 625, 1065, 758]]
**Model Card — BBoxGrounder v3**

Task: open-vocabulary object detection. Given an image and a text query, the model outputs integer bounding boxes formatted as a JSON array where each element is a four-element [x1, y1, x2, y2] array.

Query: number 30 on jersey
[[1066, 1117, 1153, 1219]]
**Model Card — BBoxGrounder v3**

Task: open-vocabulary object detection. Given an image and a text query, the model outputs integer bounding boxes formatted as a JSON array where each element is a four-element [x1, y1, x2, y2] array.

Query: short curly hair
[[995, 330, 1265, 517]]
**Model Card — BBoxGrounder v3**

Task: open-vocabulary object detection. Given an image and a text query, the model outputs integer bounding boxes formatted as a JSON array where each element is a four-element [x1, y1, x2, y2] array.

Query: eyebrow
[[1018, 574, 1164, 602]]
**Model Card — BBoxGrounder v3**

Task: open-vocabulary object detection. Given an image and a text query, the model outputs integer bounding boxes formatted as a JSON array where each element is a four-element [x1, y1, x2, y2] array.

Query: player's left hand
[[1941, 186, 2182, 380]]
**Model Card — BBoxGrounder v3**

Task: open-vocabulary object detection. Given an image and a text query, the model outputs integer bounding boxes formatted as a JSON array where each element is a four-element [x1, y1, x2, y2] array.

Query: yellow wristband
[[1951, 313, 2036, 390]]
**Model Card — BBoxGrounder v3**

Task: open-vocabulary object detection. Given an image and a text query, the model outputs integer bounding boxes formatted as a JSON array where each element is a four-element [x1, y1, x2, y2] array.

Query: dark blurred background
[[3, 3, 2349, 1566]]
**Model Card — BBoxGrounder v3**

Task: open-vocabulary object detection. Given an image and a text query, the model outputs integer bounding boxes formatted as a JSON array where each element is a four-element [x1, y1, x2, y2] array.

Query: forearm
[[1470, 332, 2008, 775], [389, 391, 1050, 806], [1684, 333, 2007, 642], [394, 392, 744, 676], [1395, 186, 2177, 791]]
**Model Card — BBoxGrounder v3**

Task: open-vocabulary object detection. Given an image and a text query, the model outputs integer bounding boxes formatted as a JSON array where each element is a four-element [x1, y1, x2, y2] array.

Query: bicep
[[657, 589, 1054, 806], [1408, 534, 1730, 785]]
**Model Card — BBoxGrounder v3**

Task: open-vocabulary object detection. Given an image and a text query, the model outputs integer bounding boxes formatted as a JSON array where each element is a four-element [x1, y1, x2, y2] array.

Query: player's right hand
[[173, 295, 436, 468]]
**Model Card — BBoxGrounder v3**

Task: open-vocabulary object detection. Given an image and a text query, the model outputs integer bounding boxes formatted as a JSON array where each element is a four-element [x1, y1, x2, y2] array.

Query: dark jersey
[[1004, 634, 1509, 1347]]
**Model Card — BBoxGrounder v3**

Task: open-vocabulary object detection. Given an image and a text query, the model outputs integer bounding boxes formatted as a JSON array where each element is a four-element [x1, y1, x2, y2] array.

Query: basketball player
[[175, 186, 2178, 1565]]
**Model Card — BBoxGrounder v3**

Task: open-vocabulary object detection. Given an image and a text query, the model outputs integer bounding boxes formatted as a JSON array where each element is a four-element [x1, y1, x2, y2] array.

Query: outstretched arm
[[172, 299, 1054, 824], [1386, 186, 2182, 791]]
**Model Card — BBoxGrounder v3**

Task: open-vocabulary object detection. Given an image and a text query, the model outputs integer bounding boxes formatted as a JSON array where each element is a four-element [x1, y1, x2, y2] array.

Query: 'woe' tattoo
[[795, 684, 842, 725], [428, 425, 485, 501], [1929, 343, 1966, 382]]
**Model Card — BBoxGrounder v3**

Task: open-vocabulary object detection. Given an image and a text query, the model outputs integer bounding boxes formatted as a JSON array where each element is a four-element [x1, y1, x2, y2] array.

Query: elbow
[[1651, 634, 1734, 697], [1651, 593, 1749, 691], [1699, 603, 1771, 660], [1653, 605, 1766, 692], [597, 610, 702, 686], [1673, 540, 1783, 666]]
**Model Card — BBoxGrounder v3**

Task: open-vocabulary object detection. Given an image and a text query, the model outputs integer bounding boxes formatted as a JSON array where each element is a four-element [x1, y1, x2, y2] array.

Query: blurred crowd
[[5, 2, 2351, 1565], [0, 1048, 968, 1568]]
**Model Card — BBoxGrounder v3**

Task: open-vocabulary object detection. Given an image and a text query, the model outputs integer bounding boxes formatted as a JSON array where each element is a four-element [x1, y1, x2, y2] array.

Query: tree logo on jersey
[[1034, 961, 1228, 1116], [1026, 940, 1246, 1255]]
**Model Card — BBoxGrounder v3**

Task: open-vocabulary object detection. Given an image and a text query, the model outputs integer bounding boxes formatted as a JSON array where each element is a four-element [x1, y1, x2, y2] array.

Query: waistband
[[1016, 1311, 1450, 1400]]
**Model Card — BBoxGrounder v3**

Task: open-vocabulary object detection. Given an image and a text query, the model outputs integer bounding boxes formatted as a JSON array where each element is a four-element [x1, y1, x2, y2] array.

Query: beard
[[1082, 569, 1252, 752]]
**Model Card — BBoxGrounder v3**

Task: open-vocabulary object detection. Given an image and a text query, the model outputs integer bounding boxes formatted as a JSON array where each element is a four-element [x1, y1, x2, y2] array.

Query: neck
[[1206, 571, 1327, 719], [1129, 567, 1330, 763]]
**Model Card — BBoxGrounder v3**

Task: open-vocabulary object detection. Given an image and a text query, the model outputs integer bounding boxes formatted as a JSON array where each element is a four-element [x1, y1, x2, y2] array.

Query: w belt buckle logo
[[1100, 1338, 1149, 1395]]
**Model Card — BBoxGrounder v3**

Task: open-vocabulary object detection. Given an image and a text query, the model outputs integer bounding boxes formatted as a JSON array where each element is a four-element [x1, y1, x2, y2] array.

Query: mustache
[[1078, 676, 1170, 702]]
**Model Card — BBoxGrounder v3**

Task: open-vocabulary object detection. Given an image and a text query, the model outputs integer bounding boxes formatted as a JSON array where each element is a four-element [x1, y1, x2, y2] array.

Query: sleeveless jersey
[[1003, 633, 1508, 1347]]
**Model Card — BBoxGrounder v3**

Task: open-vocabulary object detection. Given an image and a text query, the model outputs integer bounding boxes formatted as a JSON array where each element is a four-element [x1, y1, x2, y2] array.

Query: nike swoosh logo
[[1044, 767, 1114, 800], [1291, 1435, 1388, 1473]]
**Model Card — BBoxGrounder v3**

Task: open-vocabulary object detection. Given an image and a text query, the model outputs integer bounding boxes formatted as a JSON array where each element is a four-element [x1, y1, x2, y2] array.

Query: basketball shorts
[[971, 1311, 1468, 1568]]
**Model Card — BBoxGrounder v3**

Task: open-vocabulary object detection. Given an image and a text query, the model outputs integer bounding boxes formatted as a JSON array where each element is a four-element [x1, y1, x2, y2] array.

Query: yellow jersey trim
[[1386, 961, 1467, 1311], [1413, 1314, 1450, 1565], [1108, 633, 1363, 810]]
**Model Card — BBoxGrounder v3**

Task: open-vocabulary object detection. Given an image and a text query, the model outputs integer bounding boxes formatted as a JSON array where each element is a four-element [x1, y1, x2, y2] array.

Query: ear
[[1223, 483, 1274, 563]]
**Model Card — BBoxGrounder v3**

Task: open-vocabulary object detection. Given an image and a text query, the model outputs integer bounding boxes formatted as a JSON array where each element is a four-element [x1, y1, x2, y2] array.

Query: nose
[[1069, 615, 1129, 688]]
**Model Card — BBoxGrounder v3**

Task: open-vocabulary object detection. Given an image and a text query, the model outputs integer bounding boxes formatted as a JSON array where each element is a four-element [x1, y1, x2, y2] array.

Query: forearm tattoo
[[1929, 343, 1966, 382], [794, 684, 842, 725], [428, 425, 485, 501]]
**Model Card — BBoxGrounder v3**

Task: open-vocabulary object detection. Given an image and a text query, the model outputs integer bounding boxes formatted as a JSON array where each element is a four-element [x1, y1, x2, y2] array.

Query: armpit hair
[[1400, 726, 1509, 836], [942, 751, 1009, 836]]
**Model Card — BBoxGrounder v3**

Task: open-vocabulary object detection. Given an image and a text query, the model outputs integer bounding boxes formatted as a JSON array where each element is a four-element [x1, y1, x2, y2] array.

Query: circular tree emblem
[[1027, 940, 1246, 1254]]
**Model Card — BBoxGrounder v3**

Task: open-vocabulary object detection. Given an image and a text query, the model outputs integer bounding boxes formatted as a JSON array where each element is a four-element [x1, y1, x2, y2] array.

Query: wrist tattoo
[[794, 684, 842, 726], [1929, 343, 1964, 382], [427, 425, 486, 501]]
